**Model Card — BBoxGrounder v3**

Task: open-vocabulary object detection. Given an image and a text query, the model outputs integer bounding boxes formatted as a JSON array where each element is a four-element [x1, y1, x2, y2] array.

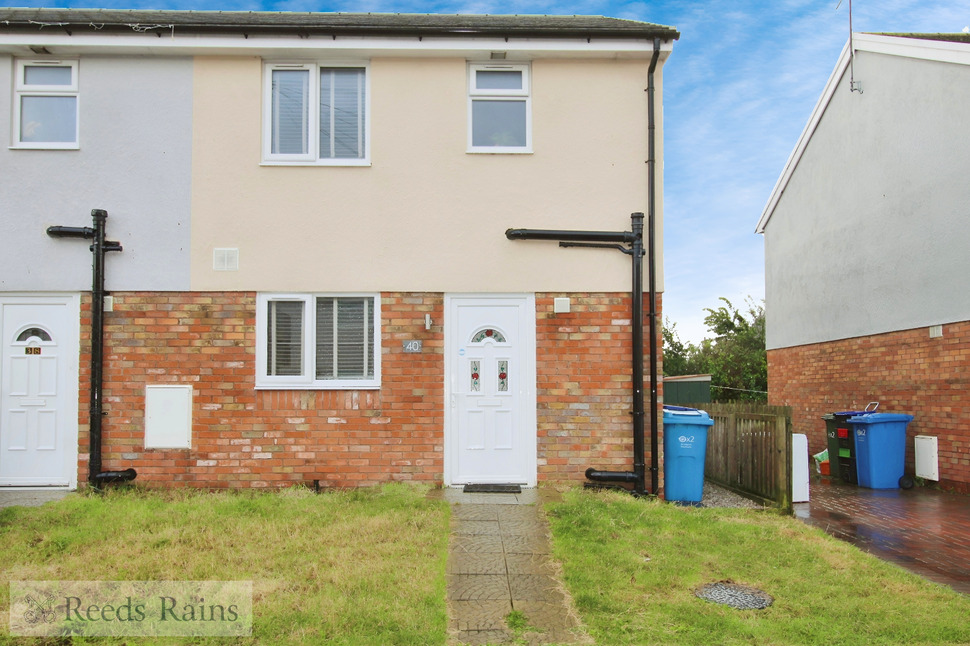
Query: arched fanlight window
[[470, 328, 506, 343], [15, 326, 53, 343]]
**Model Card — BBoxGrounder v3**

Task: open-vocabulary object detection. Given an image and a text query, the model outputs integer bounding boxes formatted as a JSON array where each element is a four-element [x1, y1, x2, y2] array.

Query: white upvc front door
[[445, 295, 536, 486], [0, 295, 80, 487]]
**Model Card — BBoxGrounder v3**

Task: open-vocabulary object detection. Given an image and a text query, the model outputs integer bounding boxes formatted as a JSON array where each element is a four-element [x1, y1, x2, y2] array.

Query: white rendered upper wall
[[189, 54, 666, 293], [0, 25, 669, 294], [761, 37, 970, 350], [0, 54, 194, 292]]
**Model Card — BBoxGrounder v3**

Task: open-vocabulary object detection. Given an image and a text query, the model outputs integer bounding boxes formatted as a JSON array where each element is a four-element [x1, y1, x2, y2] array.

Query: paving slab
[[433, 487, 590, 645], [0, 489, 70, 509]]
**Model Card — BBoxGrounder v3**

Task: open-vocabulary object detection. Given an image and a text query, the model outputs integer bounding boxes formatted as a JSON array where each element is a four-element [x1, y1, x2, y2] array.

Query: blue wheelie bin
[[663, 405, 715, 503], [848, 413, 914, 489]]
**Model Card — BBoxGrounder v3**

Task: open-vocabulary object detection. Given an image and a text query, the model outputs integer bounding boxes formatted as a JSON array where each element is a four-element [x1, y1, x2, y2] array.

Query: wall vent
[[213, 248, 239, 271]]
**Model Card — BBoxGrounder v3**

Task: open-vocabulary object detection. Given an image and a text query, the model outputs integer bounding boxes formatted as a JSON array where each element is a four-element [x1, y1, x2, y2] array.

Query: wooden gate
[[677, 402, 793, 511]]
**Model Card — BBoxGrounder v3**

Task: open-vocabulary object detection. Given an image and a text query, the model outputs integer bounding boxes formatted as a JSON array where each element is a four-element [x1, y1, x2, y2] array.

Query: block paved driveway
[[796, 478, 970, 595]]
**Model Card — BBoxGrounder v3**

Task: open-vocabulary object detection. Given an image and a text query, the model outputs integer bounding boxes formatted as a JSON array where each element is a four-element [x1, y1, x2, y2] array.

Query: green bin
[[822, 403, 878, 484]]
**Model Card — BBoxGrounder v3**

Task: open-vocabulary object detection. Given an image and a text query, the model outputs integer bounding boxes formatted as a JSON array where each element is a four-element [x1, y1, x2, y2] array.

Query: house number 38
[[25, 347, 41, 355]]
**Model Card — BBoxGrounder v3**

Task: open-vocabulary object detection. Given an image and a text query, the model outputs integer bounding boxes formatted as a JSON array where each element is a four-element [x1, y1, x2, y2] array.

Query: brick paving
[[435, 488, 589, 645], [795, 478, 970, 594]]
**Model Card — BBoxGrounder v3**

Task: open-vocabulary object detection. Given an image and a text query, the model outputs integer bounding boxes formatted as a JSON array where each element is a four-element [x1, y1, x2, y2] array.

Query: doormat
[[695, 581, 773, 610], [462, 484, 522, 494]]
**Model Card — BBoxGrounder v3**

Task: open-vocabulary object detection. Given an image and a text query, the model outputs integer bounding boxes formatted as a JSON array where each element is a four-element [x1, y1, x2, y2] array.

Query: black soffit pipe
[[505, 211, 655, 496], [47, 209, 134, 488]]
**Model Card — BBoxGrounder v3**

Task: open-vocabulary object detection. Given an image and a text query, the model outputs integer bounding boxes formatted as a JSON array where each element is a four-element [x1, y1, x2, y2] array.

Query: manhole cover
[[695, 582, 773, 609]]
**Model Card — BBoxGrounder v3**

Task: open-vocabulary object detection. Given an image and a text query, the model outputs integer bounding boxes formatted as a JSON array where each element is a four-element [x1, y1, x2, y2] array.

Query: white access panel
[[144, 385, 193, 449], [792, 434, 810, 503], [914, 435, 939, 481]]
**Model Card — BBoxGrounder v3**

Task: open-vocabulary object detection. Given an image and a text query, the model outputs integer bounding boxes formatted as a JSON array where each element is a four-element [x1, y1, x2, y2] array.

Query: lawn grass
[[0, 483, 449, 645], [547, 488, 970, 646]]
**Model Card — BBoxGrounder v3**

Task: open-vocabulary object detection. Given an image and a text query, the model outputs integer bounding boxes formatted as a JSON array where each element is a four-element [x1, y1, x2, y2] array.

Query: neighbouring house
[[0, 9, 677, 490], [757, 33, 970, 493]]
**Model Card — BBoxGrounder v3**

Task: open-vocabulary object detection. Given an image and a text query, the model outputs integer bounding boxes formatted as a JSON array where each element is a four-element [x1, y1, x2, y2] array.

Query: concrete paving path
[[0, 489, 70, 509], [436, 488, 589, 645]]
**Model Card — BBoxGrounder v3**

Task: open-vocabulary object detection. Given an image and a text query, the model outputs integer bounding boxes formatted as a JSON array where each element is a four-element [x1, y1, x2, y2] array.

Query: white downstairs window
[[13, 59, 79, 149], [263, 62, 369, 165], [256, 294, 380, 389], [468, 63, 531, 153]]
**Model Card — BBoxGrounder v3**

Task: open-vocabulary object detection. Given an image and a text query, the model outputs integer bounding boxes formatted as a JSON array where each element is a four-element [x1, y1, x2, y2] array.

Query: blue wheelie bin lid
[[846, 413, 914, 425], [663, 405, 714, 426]]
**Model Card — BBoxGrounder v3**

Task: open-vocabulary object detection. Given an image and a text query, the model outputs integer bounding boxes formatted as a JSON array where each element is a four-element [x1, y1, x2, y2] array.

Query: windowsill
[[260, 159, 371, 167], [254, 383, 381, 391], [467, 149, 534, 155], [9, 143, 79, 150]]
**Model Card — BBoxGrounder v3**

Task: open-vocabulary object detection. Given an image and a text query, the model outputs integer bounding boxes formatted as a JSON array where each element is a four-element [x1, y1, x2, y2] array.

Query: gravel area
[[700, 481, 766, 509]]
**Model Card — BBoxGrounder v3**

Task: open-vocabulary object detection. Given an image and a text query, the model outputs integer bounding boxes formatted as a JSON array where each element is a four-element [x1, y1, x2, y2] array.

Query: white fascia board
[[756, 33, 970, 234], [0, 32, 674, 59], [855, 32, 970, 66], [755, 39, 851, 234]]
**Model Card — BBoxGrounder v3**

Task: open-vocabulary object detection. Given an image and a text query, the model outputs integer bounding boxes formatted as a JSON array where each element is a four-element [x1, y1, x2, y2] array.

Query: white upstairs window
[[13, 59, 79, 149], [263, 63, 369, 165], [468, 63, 531, 153], [256, 294, 380, 389]]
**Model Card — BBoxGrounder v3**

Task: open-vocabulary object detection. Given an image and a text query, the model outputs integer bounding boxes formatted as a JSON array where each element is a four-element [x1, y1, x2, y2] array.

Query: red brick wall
[[768, 322, 970, 493], [82, 292, 444, 489], [78, 291, 662, 489], [535, 293, 663, 489]]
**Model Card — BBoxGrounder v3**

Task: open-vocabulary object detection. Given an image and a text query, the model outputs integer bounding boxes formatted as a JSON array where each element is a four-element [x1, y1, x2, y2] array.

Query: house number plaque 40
[[402, 340, 422, 353]]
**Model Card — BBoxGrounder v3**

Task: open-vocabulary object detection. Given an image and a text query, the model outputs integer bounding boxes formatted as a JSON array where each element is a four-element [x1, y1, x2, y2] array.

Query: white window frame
[[256, 293, 381, 390], [467, 63, 532, 154], [261, 61, 370, 166], [11, 59, 79, 150]]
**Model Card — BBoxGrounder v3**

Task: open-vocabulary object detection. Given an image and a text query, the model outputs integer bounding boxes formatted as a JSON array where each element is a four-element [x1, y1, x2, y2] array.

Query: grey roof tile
[[0, 8, 679, 40]]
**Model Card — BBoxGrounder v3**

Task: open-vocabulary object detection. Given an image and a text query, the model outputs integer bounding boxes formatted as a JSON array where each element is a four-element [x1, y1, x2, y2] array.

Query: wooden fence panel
[[676, 402, 793, 511]]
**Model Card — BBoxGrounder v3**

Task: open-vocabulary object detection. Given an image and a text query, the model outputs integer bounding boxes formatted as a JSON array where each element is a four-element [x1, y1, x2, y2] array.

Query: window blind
[[271, 69, 309, 155], [267, 301, 303, 376], [320, 68, 365, 159], [316, 297, 373, 379]]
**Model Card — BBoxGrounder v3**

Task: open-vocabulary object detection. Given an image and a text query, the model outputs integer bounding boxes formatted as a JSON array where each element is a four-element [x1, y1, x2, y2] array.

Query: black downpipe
[[647, 37, 661, 495], [506, 212, 650, 496], [506, 38, 664, 496], [47, 209, 133, 487]]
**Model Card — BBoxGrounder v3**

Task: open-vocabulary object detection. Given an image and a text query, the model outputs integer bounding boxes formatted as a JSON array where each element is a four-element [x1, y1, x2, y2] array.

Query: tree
[[661, 318, 704, 377], [662, 297, 767, 402], [700, 297, 766, 401]]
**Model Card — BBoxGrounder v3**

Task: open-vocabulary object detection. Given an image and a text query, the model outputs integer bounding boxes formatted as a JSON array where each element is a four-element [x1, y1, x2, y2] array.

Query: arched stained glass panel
[[471, 328, 506, 343], [16, 327, 52, 343]]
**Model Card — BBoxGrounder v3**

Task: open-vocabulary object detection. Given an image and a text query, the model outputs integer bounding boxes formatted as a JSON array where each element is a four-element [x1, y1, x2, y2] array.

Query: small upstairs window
[[13, 59, 79, 149], [468, 63, 531, 153], [263, 62, 369, 165]]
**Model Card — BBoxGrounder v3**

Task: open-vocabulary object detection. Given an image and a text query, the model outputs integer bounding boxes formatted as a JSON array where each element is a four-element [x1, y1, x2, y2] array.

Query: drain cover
[[695, 582, 773, 610]]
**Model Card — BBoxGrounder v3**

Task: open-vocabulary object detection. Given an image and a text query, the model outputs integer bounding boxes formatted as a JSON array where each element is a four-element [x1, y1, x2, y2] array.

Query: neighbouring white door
[[0, 296, 79, 487], [446, 295, 536, 486]]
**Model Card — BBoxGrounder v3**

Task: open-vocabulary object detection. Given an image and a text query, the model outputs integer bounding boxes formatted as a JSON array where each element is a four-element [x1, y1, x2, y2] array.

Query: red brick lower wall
[[768, 322, 970, 493], [83, 292, 443, 488], [535, 293, 663, 489], [78, 291, 661, 489]]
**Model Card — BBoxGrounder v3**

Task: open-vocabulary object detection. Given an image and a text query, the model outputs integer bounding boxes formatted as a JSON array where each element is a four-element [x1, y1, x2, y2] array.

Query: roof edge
[[756, 32, 970, 234], [0, 8, 680, 40]]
